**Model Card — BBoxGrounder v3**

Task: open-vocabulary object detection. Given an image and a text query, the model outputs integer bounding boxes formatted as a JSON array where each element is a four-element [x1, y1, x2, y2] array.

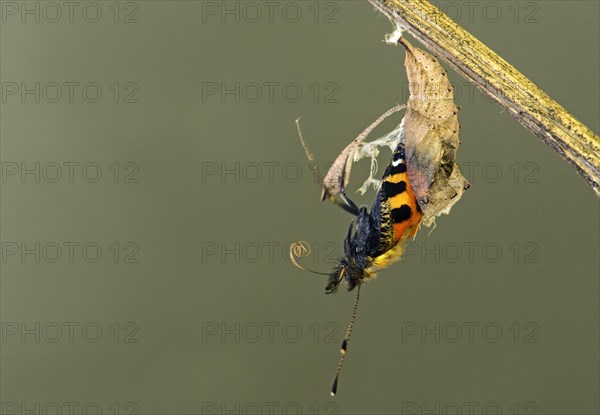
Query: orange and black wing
[[369, 141, 422, 260]]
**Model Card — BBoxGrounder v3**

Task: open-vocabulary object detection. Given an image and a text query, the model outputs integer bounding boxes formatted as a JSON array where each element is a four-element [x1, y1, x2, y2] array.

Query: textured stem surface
[[369, 0, 600, 195]]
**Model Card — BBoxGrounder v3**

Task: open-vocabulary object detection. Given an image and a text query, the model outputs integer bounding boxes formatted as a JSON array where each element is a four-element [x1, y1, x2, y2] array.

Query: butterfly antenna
[[295, 118, 323, 185], [330, 284, 361, 396], [289, 241, 330, 276]]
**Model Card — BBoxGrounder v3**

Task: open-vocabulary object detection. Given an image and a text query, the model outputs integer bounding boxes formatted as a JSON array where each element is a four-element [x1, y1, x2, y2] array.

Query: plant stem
[[369, 0, 600, 195]]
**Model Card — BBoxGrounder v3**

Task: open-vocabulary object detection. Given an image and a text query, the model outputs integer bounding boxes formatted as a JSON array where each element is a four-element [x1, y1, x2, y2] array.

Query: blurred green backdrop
[[1, 1, 598, 414]]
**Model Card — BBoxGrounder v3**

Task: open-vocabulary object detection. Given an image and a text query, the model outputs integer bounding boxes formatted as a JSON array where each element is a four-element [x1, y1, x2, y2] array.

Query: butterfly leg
[[323, 189, 359, 216], [338, 184, 360, 216], [324, 157, 360, 216]]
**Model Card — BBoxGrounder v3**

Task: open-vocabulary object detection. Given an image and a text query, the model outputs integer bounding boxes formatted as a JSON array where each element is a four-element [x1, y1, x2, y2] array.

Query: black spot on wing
[[393, 141, 406, 156], [382, 180, 406, 197], [380, 143, 407, 179], [381, 161, 407, 179], [391, 205, 412, 223], [390, 162, 407, 174]]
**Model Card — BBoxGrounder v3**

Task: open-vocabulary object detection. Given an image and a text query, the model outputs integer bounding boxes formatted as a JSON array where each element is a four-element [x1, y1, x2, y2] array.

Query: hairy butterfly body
[[326, 139, 422, 293]]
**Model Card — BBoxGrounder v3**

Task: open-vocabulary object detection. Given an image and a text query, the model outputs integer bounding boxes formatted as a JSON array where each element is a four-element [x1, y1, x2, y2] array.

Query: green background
[[1, 1, 598, 414]]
